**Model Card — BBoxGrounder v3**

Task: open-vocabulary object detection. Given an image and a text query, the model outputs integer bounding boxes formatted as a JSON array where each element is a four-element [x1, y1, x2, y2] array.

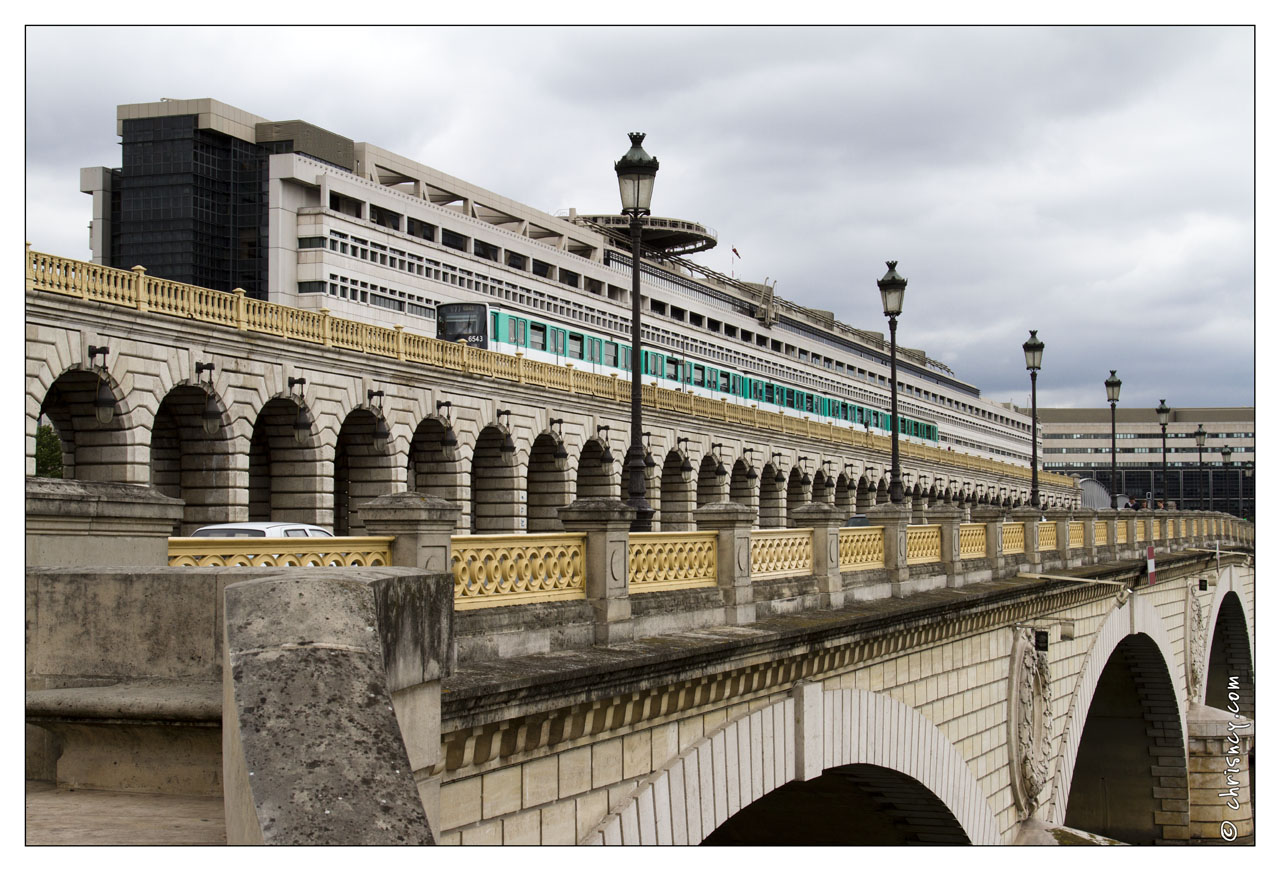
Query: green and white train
[[437, 301, 941, 445]]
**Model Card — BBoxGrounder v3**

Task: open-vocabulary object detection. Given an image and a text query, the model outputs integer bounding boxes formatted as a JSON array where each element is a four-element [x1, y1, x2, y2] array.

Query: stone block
[[558, 745, 593, 798], [592, 737, 622, 789], [623, 730, 653, 780], [576, 790, 608, 842], [503, 808, 541, 845], [482, 765, 522, 819], [460, 819, 503, 845], [541, 798, 577, 845], [522, 755, 559, 809], [440, 777, 482, 831]]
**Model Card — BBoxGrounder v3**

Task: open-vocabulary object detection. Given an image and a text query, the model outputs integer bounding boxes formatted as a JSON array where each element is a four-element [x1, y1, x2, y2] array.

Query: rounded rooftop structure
[[573, 214, 717, 255]]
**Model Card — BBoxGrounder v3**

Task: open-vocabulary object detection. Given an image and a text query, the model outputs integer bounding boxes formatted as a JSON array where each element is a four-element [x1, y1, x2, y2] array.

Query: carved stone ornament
[[1007, 627, 1054, 817], [1187, 583, 1207, 698]]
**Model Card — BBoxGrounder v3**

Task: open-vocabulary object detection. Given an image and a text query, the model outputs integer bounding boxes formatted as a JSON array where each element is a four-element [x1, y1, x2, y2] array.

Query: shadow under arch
[[1045, 593, 1188, 843], [1204, 588, 1254, 718], [586, 687, 1000, 845]]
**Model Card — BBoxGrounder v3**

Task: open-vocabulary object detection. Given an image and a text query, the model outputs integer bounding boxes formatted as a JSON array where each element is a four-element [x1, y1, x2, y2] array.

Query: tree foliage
[[35, 423, 63, 478]]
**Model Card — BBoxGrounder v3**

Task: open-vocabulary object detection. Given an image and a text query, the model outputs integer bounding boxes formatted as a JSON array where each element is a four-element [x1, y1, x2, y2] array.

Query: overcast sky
[[24, 25, 1256, 412]]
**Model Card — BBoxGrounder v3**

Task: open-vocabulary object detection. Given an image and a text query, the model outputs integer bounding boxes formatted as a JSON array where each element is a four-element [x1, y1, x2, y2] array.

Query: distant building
[[1033, 406, 1254, 518]]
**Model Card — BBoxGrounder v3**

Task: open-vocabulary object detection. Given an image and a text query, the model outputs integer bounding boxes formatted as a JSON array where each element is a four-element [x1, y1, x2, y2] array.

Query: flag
[[732, 246, 741, 259]]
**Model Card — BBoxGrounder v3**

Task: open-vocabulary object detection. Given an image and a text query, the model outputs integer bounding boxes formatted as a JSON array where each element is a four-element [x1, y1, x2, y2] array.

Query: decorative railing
[[1094, 522, 1107, 547], [1116, 522, 1129, 545], [837, 526, 885, 571], [1068, 521, 1085, 549], [450, 533, 586, 610], [1136, 519, 1147, 542], [750, 529, 814, 579], [1153, 519, 1163, 541], [628, 532, 719, 592], [1180, 519, 1187, 537], [958, 523, 986, 559], [168, 536, 392, 567], [906, 525, 942, 565], [27, 247, 1076, 491], [1002, 523, 1025, 555], [1037, 522, 1056, 552]]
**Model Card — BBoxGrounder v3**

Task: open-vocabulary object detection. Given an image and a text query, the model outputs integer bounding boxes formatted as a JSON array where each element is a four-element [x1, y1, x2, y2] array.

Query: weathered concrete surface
[[222, 570, 437, 845], [1014, 817, 1125, 845], [25, 781, 225, 845], [26, 477, 183, 566]]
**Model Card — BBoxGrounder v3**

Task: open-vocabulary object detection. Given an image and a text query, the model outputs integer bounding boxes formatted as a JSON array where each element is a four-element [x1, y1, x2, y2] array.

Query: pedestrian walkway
[[25, 781, 225, 845]]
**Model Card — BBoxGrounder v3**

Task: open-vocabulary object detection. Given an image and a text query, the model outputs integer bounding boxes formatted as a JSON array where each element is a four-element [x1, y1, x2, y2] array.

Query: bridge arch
[[1202, 578, 1254, 718], [407, 415, 465, 527], [576, 437, 616, 501], [659, 449, 694, 531], [785, 466, 809, 526], [248, 395, 327, 525], [1045, 594, 1188, 843], [758, 462, 785, 529], [471, 422, 519, 533], [696, 453, 725, 507], [526, 430, 570, 531], [587, 687, 1000, 845], [728, 457, 757, 516], [332, 406, 397, 535], [37, 366, 144, 483], [149, 382, 239, 533], [833, 472, 853, 517]]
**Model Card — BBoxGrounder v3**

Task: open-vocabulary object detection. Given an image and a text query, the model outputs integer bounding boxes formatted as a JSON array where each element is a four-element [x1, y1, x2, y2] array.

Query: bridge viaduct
[[26, 249, 1077, 538], [25, 250, 1255, 846]]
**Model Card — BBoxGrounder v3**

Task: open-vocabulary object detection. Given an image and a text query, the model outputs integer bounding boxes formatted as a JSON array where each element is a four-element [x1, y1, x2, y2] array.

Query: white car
[[189, 522, 334, 538]]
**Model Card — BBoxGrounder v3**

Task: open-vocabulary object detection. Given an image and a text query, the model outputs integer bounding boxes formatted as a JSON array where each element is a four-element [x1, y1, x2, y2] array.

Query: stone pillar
[[26, 477, 184, 567], [929, 505, 964, 588], [559, 499, 636, 645], [360, 492, 462, 574], [1186, 702, 1253, 844], [792, 502, 844, 608], [1078, 508, 1099, 565], [970, 504, 1005, 576], [910, 490, 926, 525], [1139, 510, 1158, 554], [694, 501, 757, 625], [1010, 506, 1041, 572], [866, 501, 911, 597], [1119, 511, 1137, 560]]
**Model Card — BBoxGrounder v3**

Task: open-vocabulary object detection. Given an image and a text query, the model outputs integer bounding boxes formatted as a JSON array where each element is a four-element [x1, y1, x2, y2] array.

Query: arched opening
[[696, 454, 724, 507], [1205, 592, 1254, 719], [758, 463, 786, 529], [248, 397, 325, 525], [407, 416, 466, 529], [910, 482, 926, 522], [729, 458, 757, 516], [527, 432, 570, 531], [333, 408, 397, 536], [834, 473, 854, 518], [149, 384, 236, 533], [1064, 633, 1188, 844], [875, 478, 889, 505], [703, 763, 970, 845], [471, 424, 519, 533], [659, 450, 694, 531], [37, 369, 131, 482], [811, 469, 832, 505], [785, 466, 808, 527], [577, 438, 616, 500], [855, 475, 874, 513]]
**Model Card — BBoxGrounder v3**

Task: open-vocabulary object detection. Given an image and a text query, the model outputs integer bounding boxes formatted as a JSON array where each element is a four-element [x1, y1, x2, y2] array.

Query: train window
[[804, 393, 814, 413], [551, 328, 566, 355], [568, 333, 584, 359], [693, 365, 705, 387], [764, 383, 775, 404], [588, 338, 602, 363], [731, 374, 742, 396], [604, 342, 618, 367], [666, 358, 680, 380], [720, 372, 730, 392], [510, 317, 528, 347], [530, 323, 547, 351], [491, 312, 501, 340], [621, 346, 631, 371]]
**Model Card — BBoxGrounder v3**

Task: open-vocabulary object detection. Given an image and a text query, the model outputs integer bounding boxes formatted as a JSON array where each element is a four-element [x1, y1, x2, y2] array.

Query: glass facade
[[112, 115, 269, 300]]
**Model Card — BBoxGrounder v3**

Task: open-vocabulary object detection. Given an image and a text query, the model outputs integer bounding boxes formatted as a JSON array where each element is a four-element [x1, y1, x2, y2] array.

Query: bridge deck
[[25, 781, 225, 846]]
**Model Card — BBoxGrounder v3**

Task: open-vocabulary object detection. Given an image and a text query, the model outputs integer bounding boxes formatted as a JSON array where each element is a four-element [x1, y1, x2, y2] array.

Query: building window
[[298, 281, 326, 294]]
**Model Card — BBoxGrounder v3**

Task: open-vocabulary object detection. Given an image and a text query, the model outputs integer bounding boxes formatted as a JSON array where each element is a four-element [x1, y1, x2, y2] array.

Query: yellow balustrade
[[1068, 521, 1084, 549], [906, 525, 942, 565], [27, 247, 1076, 491], [1038, 522, 1057, 551], [628, 532, 719, 591], [750, 529, 814, 579], [1153, 520, 1163, 541], [1094, 522, 1107, 546], [838, 526, 886, 570], [1180, 519, 1187, 537], [1002, 523, 1025, 555], [450, 533, 586, 609], [958, 523, 986, 558], [1116, 522, 1129, 544], [168, 536, 392, 567], [1136, 519, 1147, 541]]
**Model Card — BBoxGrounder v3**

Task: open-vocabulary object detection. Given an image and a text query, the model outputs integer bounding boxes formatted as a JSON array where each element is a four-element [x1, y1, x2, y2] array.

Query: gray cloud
[[24, 25, 1254, 411]]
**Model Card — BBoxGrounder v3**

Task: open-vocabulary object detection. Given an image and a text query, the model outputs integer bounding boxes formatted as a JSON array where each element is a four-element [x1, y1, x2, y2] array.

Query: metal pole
[[1030, 370, 1039, 509], [1160, 423, 1168, 509], [1198, 444, 1204, 512], [1110, 400, 1118, 509], [888, 315, 904, 503], [625, 216, 653, 530]]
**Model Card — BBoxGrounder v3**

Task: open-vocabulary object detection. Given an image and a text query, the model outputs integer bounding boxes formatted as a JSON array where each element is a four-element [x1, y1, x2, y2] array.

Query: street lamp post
[[1221, 445, 1233, 517], [615, 132, 659, 531], [876, 261, 907, 504], [1105, 370, 1122, 508], [1023, 331, 1045, 509], [1194, 423, 1206, 512], [1156, 399, 1171, 509]]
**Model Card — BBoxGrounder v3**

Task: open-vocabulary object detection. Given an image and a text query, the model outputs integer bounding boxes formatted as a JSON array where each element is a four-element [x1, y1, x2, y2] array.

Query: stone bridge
[[26, 248, 1078, 539]]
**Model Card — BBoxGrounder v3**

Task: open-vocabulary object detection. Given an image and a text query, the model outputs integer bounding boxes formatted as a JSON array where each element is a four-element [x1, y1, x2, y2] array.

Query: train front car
[[436, 302, 490, 349]]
